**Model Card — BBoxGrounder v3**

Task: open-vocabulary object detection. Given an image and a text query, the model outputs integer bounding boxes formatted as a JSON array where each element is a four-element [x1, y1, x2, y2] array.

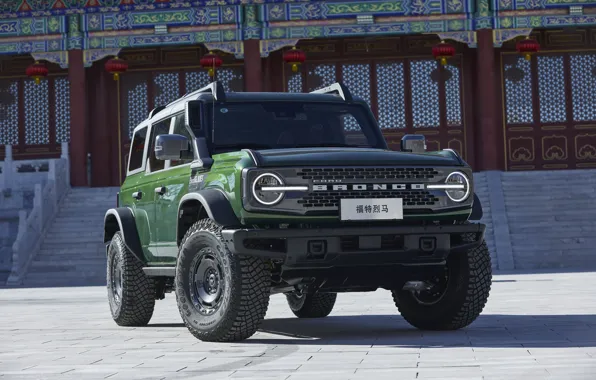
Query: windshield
[[204, 102, 381, 154]]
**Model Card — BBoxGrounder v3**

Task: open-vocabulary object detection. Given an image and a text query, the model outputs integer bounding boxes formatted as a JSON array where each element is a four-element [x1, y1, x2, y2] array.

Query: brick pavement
[[1, 271, 596, 380]]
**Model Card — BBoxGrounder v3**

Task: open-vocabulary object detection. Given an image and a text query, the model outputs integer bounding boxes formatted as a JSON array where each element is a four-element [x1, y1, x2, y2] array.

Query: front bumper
[[222, 223, 485, 268]]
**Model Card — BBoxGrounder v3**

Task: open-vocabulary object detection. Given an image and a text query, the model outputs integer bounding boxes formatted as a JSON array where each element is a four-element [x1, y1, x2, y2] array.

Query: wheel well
[[177, 200, 209, 246], [104, 214, 120, 244]]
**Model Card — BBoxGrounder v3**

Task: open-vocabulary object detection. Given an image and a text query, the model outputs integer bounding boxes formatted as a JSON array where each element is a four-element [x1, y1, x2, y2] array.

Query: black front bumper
[[222, 223, 485, 269]]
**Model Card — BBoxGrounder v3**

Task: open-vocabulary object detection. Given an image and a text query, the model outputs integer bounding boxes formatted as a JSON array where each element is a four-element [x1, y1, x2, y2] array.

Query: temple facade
[[0, 0, 595, 187]]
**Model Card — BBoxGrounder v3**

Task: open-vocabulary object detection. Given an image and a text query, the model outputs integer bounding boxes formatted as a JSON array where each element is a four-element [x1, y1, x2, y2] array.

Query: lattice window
[[24, 79, 50, 144], [444, 65, 462, 126], [126, 81, 148, 138], [286, 72, 303, 93], [570, 53, 596, 122], [307, 64, 336, 92], [217, 68, 243, 92], [0, 80, 19, 145], [504, 56, 533, 124], [154, 72, 180, 107], [341, 63, 370, 131], [54, 77, 70, 143], [537, 55, 566, 123], [410, 60, 440, 128], [185, 71, 211, 93], [376, 62, 406, 129]]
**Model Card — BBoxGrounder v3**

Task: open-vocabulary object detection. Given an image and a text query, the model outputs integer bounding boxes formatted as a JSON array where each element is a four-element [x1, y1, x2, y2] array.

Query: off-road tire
[[286, 292, 337, 318], [175, 218, 271, 342], [107, 231, 155, 326], [392, 235, 492, 330]]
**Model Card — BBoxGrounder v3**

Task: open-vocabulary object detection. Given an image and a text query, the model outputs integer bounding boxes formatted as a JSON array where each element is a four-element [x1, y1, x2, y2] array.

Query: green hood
[[250, 147, 463, 167]]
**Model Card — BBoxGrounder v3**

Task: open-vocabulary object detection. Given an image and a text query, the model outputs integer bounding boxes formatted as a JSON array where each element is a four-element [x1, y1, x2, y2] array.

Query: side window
[[128, 126, 147, 173], [171, 114, 194, 167], [148, 117, 172, 172]]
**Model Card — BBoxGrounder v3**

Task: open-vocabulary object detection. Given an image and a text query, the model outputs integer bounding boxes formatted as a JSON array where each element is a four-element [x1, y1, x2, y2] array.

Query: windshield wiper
[[294, 143, 370, 148], [215, 143, 273, 150]]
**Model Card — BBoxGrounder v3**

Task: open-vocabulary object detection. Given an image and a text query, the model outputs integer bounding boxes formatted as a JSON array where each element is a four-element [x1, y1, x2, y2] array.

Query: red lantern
[[26, 61, 49, 85], [432, 40, 456, 66], [283, 46, 306, 73], [200, 51, 223, 78], [105, 57, 128, 81], [516, 36, 540, 61]]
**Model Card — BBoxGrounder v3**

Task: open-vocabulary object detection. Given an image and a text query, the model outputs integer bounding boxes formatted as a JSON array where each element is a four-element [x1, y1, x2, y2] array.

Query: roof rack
[[182, 81, 226, 102], [309, 82, 353, 101], [148, 105, 166, 119]]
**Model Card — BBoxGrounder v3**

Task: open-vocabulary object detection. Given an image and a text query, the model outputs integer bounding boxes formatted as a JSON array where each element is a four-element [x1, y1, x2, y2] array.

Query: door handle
[[155, 186, 166, 196], [132, 191, 143, 200]]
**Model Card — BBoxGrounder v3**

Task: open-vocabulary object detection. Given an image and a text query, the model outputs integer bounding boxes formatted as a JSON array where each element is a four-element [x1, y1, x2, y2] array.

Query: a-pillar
[[475, 29, 503, 171], [68, 50, 89, 186], [243, 39, 263, 92]]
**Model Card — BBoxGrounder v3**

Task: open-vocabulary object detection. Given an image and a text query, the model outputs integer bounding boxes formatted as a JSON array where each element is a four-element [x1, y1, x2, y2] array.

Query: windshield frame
[[201, 100, 387, 154]]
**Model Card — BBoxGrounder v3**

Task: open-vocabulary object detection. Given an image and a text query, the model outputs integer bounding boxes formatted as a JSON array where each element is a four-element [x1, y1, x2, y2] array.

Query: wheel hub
[[110, 254, 123, 305], [190, 249, 224, 315]]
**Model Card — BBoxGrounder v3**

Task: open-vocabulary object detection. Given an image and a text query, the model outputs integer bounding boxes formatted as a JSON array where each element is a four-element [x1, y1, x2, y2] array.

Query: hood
[[249, 147, 463, 168]]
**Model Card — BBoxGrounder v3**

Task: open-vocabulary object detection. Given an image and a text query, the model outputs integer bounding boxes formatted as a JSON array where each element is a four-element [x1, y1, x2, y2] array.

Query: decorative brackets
[[493, 29, 533, 48], [260, 39, 301, 58], [31, 51, 69, 69], [83, 48, 122, 68], [434, 32, 477, 48], [204, 42, 244, 59]]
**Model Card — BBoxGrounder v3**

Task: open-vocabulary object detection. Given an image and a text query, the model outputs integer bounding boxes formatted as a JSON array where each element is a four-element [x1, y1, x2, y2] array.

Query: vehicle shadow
[[243, 313, 596, 348]]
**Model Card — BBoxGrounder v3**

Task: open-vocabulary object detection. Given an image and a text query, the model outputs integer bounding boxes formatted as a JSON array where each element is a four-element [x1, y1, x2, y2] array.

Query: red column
[[243, 39, 263, 92], [475, 29, 503, 171], [89, 60, 112, 187], [68, 50, 89, 186]]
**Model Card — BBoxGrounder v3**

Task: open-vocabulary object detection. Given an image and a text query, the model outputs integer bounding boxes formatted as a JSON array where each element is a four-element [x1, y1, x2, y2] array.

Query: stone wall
[[473, 169, 596, 271]]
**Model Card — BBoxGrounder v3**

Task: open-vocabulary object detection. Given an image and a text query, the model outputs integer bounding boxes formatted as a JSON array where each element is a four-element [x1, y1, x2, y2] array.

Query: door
[[154, 113, 196, 260]]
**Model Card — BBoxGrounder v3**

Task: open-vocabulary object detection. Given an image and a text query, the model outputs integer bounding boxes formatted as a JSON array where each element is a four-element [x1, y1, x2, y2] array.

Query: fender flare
[[469, 193, 483, 221], [178, 189, 241, 228], [103, 208, 145, 263]]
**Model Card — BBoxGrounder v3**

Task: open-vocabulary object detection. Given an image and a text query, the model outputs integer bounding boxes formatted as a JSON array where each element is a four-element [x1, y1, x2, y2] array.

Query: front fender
[[104, 208, 145, 263], [178, 189, 241, 227], [469, 193, 483, 221]]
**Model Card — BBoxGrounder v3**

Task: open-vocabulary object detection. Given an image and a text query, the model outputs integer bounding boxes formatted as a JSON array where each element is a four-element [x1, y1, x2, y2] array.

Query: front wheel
[[175, 219, 271, 342], [392, 237, 492, 330], [286, 292, 337, 318]]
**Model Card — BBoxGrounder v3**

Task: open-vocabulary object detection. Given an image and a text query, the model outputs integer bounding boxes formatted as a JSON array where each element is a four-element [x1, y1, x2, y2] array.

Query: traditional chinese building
[[0, 0, 595, 187]]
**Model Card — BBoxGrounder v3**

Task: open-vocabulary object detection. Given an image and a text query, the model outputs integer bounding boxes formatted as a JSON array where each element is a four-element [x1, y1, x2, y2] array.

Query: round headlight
[[252, 173, 284, 205], [445, 171, 470, 202]]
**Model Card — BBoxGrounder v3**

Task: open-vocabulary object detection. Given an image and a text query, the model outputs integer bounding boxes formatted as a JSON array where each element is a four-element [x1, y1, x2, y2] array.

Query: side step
[[143, 267, 176, 277]]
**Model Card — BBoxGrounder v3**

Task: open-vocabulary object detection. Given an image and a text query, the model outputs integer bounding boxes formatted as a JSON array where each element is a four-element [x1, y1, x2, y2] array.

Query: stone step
[[43, 235, 103, 244], [22, 275, 107, 287], [33, 255, 106, 263], [27, 262, 107, 273]]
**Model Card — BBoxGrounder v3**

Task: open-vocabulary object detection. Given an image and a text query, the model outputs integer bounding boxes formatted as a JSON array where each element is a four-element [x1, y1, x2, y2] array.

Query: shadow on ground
[[149, 313, 596, 348]]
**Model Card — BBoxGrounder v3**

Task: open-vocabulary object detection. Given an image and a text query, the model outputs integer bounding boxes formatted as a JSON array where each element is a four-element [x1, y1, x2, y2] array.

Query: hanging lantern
[[516, 36, 540, 61], [200, 51, 223, 78], [432, 40, 456, 66], [283, 46, 306, 73], [26, 61, 49, 85], [105, 57, 128, 81]]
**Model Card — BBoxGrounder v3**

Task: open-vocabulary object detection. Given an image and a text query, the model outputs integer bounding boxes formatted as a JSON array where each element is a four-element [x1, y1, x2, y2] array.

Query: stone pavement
[[1, 271, 596, 380]]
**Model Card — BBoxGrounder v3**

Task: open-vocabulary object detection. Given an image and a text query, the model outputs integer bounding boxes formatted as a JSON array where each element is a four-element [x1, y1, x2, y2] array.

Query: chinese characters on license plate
[[340, 198, 404, 221]]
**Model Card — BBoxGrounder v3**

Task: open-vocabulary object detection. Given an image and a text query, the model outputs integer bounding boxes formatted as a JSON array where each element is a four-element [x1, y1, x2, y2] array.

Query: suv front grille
[[298, 190, 439, 208], [296, 167, 439, 181]]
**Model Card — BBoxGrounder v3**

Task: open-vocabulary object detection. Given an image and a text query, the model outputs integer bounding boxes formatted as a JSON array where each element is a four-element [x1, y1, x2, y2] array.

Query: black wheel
[[392, 236, 492, 330], [286, 292, 337, 318], [175, 219, 271, 342], [106, 231, 155, 326]]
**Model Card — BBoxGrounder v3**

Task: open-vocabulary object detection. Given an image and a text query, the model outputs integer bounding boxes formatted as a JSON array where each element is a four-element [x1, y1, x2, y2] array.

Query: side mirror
[[155, 134, 189, 161], [185, 100, 201, 130], [401, 134, 426, 153]]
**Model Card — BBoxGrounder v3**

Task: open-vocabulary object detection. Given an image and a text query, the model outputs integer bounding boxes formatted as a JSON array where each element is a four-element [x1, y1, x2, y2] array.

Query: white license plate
[[340, 198, 403, 221]]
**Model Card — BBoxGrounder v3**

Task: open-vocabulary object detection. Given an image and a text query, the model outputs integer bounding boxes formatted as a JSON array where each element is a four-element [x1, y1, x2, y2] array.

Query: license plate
[[340, 198, 403, 221]]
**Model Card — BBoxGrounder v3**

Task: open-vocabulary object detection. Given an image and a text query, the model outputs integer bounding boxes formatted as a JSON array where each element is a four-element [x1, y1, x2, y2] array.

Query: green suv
[[104, 81, 492, 342]]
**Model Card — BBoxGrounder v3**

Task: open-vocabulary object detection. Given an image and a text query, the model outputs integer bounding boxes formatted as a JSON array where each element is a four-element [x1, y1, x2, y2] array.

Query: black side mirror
[[155, 134, 189, 161], [401, 134, 426, 153]]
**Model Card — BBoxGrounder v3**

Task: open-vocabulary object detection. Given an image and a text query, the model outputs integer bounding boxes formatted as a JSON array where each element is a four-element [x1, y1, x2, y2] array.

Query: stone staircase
[[21, 187, 119, 287]]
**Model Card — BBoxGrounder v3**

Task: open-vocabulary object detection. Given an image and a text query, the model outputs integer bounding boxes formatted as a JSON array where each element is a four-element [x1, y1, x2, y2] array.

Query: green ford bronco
[[104, 81, 492, 342]]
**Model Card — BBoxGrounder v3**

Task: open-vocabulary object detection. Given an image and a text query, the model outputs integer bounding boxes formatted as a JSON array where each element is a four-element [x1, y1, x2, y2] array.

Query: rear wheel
[[392, 236, 492, 330], [286, 292, 337, 318], [106, 231, 155, 326], [175, 219, 271, 342]]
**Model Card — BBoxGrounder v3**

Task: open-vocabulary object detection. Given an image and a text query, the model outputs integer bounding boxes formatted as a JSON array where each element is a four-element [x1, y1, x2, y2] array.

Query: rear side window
[[128, 126, 147, 173]]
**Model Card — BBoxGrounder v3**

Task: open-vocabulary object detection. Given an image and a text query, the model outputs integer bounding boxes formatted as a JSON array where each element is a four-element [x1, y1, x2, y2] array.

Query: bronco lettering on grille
[[312, 184, 425, 191]]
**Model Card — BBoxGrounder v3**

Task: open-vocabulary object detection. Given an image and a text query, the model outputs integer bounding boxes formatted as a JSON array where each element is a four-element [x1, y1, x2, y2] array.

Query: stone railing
[[6, 143, 71, 285]]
